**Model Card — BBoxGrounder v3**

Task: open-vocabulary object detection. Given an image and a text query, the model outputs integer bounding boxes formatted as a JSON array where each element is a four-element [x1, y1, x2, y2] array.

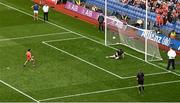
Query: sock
[[139, 87, 141, 92], [142, 86, 144, 91]]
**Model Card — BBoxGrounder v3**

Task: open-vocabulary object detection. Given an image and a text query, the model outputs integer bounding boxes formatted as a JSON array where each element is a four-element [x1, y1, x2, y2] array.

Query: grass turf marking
[[43, 37, 84, 43], [122, 71, 171, 79], [42, 41, 123, 79], [0, 32, 71, 42], [43, 38, 172, 80], [38, 79, 180, 101], [0, 80, 39, 103]]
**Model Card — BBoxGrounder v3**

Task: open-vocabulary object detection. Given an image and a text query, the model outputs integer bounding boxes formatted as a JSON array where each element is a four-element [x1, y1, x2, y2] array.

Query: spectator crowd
[[119, 0, 179, 26]]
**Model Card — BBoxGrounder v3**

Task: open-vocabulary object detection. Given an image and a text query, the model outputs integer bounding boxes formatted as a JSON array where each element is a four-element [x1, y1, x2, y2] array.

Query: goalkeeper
[[106, 49, 124, 59]]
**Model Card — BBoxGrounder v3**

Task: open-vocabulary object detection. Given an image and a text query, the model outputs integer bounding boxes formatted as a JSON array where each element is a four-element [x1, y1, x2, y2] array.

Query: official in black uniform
[[137, 70, 144, 94], [98, 14, 104, 31]]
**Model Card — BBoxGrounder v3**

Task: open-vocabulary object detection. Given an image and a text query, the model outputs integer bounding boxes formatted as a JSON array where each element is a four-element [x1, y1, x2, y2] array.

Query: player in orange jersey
[[23, 49, 35, 67]]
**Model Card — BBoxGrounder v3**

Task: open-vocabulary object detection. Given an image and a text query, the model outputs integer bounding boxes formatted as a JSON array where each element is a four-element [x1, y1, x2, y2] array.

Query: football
[[113, 36, 116, 39]]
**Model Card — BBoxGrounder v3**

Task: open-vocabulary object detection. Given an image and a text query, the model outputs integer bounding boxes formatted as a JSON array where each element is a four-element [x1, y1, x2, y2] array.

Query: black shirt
[[115, 50, 123, 57], [98, 15, 104, 23], [137, 72, 144, 81]]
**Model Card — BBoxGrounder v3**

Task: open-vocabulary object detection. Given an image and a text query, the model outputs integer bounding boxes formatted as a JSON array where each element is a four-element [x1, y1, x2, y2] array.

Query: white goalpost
[[104, 0, 162, 62]]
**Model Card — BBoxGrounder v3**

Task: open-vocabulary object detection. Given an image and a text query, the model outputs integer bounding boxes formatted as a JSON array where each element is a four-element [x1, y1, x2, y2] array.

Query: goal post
[[104, 13, 162, 62]]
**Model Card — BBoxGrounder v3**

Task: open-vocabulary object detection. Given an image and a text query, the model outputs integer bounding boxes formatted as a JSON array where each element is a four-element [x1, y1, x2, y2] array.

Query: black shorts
[[138, 80, 144, 85]]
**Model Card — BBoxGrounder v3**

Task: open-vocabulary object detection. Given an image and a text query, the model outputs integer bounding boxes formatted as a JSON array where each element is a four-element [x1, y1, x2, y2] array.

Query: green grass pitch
[[0, 0, 180, 102]]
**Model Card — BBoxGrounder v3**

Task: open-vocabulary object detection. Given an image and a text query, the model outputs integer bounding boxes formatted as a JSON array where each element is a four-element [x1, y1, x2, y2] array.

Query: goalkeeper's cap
[[28, 49, 31, 51], [119, 49, 123, 52]]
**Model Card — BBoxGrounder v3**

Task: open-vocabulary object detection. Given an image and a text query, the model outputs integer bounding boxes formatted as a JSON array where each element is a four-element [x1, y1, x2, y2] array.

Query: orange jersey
[[26, 51, 32, 60]]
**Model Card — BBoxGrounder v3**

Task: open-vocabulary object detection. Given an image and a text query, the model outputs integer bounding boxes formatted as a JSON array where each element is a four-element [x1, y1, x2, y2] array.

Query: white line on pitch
[[42, 42, 123, 79], [0, 1, 179, 77], [0, 32, 71, 42], [0, 80, 39, 103], [43, 37, 84, 43], [39, 79, 180, 101], [147, 61, 180, 76], [122, 71, 171, 79], [44, 21, 180, 77]]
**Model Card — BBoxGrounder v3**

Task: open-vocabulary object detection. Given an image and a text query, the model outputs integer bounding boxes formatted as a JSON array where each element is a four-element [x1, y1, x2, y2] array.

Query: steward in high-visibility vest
[[170, 30, 176, 39], [75, 0, 81, 5]]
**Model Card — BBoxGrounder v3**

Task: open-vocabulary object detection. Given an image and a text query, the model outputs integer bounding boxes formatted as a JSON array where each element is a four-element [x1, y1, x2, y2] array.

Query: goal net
[[105, 16, 162, 62]]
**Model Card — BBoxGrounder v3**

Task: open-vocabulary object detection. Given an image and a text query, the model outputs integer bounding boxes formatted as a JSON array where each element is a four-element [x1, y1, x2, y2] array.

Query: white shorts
[[34, 10, 38, 14]]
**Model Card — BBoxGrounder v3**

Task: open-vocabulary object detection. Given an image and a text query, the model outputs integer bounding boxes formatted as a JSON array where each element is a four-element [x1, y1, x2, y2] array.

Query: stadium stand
[[85, 0, 180, 34]]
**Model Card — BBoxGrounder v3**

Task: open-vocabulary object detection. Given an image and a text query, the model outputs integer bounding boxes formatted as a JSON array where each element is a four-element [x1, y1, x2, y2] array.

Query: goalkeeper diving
[[106, 49, 124, 59]]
